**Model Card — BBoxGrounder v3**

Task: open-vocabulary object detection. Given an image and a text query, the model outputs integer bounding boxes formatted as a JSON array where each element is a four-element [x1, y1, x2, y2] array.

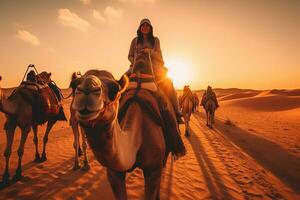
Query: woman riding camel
[[126, 18, 184, 124]]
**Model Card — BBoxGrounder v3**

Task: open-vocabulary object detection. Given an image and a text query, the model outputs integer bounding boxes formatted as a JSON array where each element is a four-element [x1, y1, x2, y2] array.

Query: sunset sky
[[0, 0, 299, 89]]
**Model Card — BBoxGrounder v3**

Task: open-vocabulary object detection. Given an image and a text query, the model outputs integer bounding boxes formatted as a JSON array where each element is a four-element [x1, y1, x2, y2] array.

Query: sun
[[165, 58, 192, 89]]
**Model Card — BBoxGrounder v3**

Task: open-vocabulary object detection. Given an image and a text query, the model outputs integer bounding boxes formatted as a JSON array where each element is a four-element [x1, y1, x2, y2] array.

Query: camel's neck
[[86, 103, 142, 171], [0, 94, 17, 115]]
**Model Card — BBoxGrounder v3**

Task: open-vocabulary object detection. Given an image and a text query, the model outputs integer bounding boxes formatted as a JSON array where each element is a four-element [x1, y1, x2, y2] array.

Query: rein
[[98, 92, 121, 115], [49, 80, 72, 100], [86, 92, 121, 128], [61, 91, 73, 99]]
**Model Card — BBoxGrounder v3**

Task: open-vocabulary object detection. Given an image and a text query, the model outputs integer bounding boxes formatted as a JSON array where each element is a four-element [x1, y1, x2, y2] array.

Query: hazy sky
[[0, 0, 299, 89]]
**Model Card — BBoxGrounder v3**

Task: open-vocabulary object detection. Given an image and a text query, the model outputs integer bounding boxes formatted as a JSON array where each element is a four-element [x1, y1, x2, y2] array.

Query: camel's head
[[71, 71, 82, 81], [72, 70, 128, 122], [37, 71, 52, 84]]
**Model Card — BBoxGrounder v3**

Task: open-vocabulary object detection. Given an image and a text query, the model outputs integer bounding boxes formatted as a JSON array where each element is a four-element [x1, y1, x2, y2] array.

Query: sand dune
[[269, 89, 300, 96], [214, 88, 300, 111], [222, 95, 300, 111], [219, 91, 260, 101], [0, 88, 299, 199]]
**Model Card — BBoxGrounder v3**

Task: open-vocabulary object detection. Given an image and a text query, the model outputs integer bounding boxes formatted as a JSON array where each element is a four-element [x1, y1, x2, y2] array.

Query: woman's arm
[[151, 37, 164, 66], [128, 38, 136, 64]]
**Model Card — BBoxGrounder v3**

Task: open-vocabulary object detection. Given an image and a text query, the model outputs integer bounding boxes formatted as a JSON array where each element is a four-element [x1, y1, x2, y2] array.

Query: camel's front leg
[[71, 122, 80, 170], [80, 126, 90, 171], [210, 111, 214, 129], [143, 168, 162, 200], [107, 169, 127, 200], [206, 111, 209, 126], [208, 112, 211, 128], [40, 120, 56, 162], [209, 112, 213, 128], [13, 127, 30, 181], [184, 115, 190, 137], [1, 123, 16, 185], [32, 125, 40, 162]]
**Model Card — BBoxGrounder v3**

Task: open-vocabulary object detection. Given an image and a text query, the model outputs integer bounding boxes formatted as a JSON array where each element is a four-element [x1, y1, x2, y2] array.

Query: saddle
[[9, 81, 66, 124], [201, 92, 219, 107], [180, 90, 194, 107], [118, 75, 185, 157]]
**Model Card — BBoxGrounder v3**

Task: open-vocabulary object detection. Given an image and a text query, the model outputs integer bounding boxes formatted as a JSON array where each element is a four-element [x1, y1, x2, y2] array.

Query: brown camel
[[204, 99, 216, 129], [201, 86, 218, 129], [0, 73, 66, 185], [69, 72, 90, 170], [179, 86, 194, 137], [72, 70, 172, 199]]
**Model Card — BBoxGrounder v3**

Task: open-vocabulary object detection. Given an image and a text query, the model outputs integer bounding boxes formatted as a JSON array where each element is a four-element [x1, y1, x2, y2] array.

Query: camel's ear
[[117, 75, 129, 94], [107, 75, 128, 101], [107, 80, 121, 101]]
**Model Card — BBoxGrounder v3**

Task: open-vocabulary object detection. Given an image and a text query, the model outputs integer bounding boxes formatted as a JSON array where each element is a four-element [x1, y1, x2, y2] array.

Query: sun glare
[[166, 58, 192, 89]]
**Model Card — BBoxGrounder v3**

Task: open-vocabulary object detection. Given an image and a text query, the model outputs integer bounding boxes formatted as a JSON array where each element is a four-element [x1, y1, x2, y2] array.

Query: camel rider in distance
[[201, 85, 219, 108], [126, 18, 184, 124]]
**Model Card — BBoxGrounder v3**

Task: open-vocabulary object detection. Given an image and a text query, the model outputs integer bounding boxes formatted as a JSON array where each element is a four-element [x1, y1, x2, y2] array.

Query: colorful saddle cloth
[[9, 81, 66, 124]]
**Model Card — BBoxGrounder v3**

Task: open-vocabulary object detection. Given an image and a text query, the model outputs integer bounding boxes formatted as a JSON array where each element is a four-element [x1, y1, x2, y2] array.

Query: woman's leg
[[158, 78, 184, 124]]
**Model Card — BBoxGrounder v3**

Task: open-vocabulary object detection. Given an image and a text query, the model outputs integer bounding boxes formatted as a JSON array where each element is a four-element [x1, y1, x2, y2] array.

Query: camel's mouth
[[76, 108, 102, 121]]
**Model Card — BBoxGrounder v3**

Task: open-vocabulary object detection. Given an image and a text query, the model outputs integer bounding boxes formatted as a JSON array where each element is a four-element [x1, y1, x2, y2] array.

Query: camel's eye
[[91, 89, 101, 96], [75, 87, 84, 95], [76, 87, 101, 96]]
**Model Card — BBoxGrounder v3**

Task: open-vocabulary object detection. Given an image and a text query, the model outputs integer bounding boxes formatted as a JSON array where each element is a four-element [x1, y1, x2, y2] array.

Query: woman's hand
[[141, 48, 151, 54]]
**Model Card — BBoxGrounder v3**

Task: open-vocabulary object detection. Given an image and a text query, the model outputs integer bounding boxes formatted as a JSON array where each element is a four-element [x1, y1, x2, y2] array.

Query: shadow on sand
[[196, 112, 300, 194], [163, 156, 174, 200], [0, 156, 109, 200], [186, 128, 233, 200]]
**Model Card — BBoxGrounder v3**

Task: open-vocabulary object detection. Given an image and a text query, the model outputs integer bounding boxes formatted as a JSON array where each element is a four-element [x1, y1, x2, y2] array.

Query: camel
[[204, 99, 216, 129], [0, 73, 66, 185], [69, 72, 90, 170], [201, 86, 218, 129], [72, 69, 165, 200], [72, 49, 186, 199], [179, 86, 194, 137]]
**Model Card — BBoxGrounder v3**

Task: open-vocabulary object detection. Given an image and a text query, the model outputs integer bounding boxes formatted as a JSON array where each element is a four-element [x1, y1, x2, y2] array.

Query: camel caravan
[[0, 62, 219, 198], [0, 65, 217, 187], [0, 18, 221, 199]]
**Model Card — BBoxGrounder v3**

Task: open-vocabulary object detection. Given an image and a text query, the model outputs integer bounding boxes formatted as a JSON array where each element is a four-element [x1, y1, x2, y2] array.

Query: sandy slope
[[0, 89, 299, 199], [217, 90, 300, 158]]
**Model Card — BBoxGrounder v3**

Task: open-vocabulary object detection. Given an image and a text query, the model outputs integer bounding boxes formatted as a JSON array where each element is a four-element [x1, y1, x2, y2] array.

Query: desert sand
[[0, 88, 299, 200]]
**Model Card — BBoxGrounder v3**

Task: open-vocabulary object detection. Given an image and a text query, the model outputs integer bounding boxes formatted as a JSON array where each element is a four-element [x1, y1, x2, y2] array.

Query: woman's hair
[[137, 24, 155, 48]]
